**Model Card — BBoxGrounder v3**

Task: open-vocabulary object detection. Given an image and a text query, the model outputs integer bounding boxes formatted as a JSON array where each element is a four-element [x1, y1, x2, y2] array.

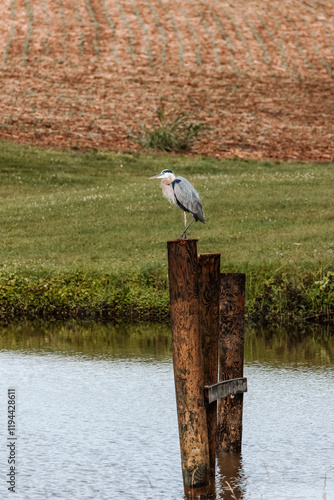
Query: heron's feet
[[177, 217, 195, 239], [177, 230, 188, 240]]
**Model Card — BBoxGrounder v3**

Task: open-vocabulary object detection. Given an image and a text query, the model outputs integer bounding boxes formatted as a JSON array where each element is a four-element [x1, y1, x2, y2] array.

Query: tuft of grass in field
[[131, 105, 208, 152], [0, 139, 333, 322]]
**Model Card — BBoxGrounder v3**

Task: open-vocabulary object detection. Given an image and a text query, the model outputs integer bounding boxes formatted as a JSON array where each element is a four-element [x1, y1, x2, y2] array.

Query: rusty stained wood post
[[217, 273, 246, 452], [167, 239, 212, 497], [197, 253, 220, 478]]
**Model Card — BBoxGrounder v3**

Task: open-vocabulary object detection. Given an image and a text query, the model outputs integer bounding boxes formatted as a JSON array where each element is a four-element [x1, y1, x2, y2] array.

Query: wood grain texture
[[217, 273, 246, 452], [197, 253, 220, 478], [167, 239, 212, 496]]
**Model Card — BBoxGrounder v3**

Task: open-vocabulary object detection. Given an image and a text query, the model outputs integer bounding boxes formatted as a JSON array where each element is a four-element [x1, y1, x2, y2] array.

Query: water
[[0, 322, 333, 500]]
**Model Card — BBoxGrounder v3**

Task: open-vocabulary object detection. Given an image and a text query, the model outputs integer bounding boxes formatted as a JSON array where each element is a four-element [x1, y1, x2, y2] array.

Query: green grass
[[0, 140, 333, 322]]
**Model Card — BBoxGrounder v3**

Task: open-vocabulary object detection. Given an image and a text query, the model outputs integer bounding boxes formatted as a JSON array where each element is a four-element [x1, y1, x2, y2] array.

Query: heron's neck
[[160, 173, 175, 186], [160, 174, 176, 203]]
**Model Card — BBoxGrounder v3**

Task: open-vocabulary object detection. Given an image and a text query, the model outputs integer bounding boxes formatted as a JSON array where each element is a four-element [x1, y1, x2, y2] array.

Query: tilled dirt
[[0, 0, 333, 161]]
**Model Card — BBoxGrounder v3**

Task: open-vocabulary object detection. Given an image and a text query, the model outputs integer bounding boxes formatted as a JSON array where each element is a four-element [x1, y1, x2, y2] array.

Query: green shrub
[[131, 104, 209, 152]]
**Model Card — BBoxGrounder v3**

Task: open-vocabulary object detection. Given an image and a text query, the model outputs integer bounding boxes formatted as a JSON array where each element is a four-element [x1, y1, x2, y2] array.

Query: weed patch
[[248, 269, 334, 325], [131, 105, 209, 152], [0, 269, 170, 322]]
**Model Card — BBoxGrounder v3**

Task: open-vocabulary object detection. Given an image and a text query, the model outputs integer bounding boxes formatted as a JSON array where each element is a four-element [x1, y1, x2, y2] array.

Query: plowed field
[[0, 0, 334, 160]]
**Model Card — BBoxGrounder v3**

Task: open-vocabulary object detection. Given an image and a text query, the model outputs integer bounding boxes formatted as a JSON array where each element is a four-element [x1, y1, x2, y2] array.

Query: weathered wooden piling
[[217, 273, 246, 452], [168, 242, 247, 494], [167, 239, 212, 497], [197, 253, 220, 476]]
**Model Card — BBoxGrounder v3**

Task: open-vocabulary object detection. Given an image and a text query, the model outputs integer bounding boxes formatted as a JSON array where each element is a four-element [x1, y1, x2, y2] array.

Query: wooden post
[[217, 273, 246, 452], [197, 253, 220, 477], [167, 239, 212, 497]]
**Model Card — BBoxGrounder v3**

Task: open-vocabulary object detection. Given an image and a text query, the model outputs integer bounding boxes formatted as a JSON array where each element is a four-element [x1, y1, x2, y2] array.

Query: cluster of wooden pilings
[[167, 239, 247, 498]]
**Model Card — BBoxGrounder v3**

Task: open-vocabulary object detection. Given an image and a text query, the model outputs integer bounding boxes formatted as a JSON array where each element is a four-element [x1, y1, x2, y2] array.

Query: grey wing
[[172, 176, 206, 223]]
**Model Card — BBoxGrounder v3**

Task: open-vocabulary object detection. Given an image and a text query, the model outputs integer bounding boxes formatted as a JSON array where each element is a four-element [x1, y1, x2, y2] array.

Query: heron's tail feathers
[[194, 211, 206, 224]]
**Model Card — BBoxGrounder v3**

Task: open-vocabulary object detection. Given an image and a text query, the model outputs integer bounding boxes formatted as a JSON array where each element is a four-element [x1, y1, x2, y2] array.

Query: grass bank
[[0, 140, 333, 323]]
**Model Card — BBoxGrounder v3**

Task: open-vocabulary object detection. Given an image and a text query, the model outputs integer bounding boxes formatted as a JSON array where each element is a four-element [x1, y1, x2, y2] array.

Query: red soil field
[[0, 0, 333, 161]]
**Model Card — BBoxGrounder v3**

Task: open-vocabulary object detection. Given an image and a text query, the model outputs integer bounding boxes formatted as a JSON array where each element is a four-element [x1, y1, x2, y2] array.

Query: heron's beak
[[149, 173, 163, 179]]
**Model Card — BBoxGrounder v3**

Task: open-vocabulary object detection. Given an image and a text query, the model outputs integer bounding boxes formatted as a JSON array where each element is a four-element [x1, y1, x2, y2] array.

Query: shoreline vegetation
[[0, 267, 333, 325], [0, 141, 333, 325]]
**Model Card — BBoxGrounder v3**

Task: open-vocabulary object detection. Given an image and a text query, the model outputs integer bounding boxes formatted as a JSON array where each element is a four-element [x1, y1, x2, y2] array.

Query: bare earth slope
[[0, 0, 333, 161]]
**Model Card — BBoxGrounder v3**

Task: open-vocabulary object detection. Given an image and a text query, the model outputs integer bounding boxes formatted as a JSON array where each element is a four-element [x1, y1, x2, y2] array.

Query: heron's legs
[[178, 216, 195, 239], [184, 211, 187, 229]]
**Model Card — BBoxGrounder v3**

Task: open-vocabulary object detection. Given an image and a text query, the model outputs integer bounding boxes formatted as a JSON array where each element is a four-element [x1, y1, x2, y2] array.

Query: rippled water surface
[[0, 322, 333, 499]]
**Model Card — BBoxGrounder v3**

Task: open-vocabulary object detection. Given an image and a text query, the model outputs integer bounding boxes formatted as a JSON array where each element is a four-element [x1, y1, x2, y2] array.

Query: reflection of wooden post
[[217, 273, 246, 452], [167, 239, 211, 497], [198, 253, 220, 476], [216, 452, 244, 499]]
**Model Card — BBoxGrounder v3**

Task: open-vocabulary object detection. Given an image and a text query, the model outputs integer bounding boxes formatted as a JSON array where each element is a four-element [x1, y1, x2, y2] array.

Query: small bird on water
[[149, 169, 205, 239]]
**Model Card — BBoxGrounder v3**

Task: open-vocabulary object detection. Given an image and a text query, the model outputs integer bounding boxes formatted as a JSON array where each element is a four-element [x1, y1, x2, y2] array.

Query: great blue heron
[[149, 169, 205, 239]]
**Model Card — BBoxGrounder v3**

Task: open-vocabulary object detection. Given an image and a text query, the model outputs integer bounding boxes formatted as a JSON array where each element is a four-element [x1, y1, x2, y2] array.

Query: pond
[[0, 321, 333, 499]]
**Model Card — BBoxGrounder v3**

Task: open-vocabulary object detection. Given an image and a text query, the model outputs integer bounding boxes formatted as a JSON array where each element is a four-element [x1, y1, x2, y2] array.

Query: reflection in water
[[0, 320, 172, 359], [216, 452, 246, 500], [246, 324, 334, 367], [0, 321, 333, 500], [1, 320, 333, 366]]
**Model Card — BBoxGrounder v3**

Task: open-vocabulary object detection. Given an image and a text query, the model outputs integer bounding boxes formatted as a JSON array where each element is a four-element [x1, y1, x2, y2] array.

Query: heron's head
[[149, 169, 175, 182]]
